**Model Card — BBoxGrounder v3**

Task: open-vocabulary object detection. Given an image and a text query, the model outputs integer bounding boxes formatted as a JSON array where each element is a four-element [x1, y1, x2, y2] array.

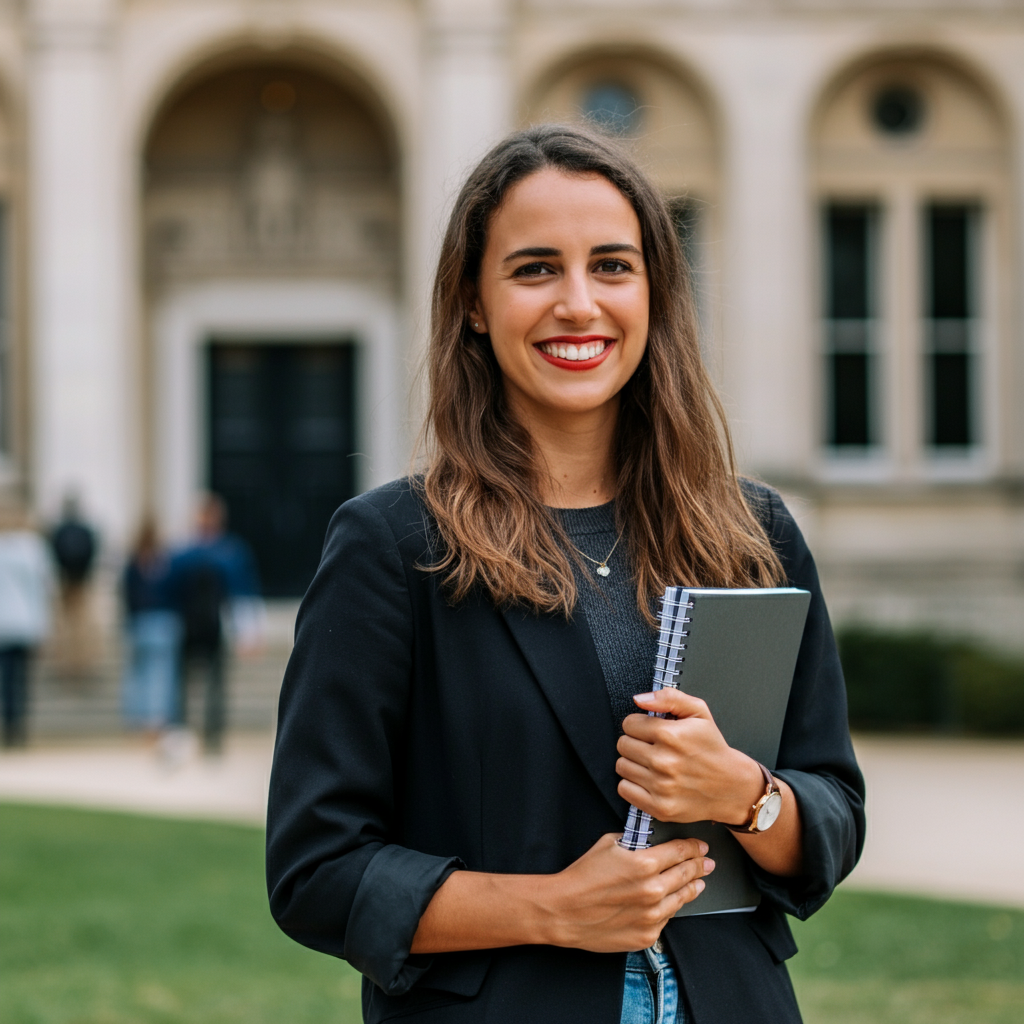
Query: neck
[[510, 394, 619, 508]]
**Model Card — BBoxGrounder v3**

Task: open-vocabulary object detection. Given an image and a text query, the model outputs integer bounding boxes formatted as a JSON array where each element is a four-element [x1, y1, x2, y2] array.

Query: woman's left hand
[[615, 688, 764, 827]]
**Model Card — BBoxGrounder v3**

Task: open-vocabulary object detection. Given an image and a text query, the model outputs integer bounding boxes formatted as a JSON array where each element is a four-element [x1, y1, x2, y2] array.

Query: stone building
[[0, 0, 1021, 646]]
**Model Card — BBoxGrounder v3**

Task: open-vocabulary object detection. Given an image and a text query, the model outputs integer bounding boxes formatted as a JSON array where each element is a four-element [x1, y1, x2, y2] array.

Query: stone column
[[28, 0, 134, 542], [404, 0, 512, 424], [716, 35, 817, 481]]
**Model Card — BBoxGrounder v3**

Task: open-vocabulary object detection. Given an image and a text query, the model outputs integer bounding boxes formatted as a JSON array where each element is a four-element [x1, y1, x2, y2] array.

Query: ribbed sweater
[[554, 502, 658, 732]]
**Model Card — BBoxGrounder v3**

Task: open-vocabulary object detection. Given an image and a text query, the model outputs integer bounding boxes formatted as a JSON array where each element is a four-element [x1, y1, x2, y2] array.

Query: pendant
[[596, 565, 611, 577]]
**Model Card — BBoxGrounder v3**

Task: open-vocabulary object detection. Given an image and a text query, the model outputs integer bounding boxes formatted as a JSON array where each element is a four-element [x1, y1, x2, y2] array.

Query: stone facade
[[0, 0, 1021, 647]]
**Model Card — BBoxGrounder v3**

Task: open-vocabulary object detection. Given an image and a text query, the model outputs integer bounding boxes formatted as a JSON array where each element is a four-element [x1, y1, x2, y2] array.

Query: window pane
[[831, 353, 871, 446], [928, 206, 971, 319], [828, 206, 871, 319], [925, 204, 976, 448], [930, 353, 971, 446], [825, 204, 875, 447]]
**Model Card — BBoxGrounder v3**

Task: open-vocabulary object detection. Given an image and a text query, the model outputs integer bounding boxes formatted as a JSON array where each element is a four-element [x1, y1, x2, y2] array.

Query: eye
[[512, 261, 554, 278], [595, 258, 632, 274]]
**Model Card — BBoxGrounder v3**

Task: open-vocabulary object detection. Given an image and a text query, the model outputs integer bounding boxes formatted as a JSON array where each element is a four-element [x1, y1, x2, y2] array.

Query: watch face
[[756, 791, 783, 831]]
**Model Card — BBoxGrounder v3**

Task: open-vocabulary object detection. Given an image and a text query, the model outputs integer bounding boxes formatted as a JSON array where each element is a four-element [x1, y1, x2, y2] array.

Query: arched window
[[813, 56, 1008, 474], [581, 81, 641, 135]]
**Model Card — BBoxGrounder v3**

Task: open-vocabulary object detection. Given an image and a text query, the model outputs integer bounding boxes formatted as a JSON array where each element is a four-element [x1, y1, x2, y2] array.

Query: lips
[[534, 336, 615, 371]]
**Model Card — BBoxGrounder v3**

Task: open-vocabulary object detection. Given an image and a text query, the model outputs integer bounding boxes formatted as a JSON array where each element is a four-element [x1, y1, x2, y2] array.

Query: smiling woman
[[266, 125, 865, 1024], [469, 171, 649, 429]]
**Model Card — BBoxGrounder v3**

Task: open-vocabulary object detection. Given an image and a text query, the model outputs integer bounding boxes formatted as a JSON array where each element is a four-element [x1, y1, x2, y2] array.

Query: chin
[[537, 388, 619, 416]]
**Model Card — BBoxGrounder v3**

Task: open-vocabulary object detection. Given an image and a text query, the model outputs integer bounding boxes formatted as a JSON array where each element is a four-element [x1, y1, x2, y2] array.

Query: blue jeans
[[122, 611, 181, 729], [620, 946, 689, 1024]]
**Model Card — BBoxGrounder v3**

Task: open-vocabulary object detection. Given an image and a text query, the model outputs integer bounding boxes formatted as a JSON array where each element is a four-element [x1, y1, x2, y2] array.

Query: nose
[[553, 267, 601, 326]]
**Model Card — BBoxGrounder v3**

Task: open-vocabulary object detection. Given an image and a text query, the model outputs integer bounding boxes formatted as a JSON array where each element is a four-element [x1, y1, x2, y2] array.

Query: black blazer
[[266, 479, 865, 1024]]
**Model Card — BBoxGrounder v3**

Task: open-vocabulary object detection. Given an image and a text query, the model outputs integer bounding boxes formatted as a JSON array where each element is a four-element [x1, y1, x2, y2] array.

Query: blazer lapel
[[502, 606, 627, 819]]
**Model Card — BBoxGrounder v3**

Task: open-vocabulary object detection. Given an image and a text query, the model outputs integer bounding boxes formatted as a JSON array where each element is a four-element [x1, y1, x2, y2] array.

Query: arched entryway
[[144, 56, 401, 597]]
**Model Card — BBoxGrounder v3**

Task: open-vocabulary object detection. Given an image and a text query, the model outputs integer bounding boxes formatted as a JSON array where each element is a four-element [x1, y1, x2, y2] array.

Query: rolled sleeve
[[753, 769, 864, 918], [345, 845, 464, 994], [267, 492, 452, 994]]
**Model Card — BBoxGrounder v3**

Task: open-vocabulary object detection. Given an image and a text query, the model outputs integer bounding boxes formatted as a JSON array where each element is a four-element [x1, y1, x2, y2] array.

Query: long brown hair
[[420, 123, 784, 622]]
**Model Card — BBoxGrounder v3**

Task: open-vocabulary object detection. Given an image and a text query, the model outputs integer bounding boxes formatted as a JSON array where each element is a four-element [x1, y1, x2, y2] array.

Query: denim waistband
[[625, 946, 672, 974]]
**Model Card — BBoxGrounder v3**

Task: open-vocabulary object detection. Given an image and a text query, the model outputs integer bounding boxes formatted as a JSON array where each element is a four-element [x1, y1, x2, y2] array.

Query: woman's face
[[469, 168, 649, 427]]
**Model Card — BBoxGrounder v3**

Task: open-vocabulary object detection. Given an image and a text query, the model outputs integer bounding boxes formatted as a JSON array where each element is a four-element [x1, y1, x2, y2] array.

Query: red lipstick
[[533, 336, 616, 371]]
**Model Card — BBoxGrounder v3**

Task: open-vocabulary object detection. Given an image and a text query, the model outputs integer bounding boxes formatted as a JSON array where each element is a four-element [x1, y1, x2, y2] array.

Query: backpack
[[51, 522, 96, 583]]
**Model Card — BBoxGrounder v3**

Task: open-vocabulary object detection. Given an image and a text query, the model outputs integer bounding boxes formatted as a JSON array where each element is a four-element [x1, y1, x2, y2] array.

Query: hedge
[[836, 626, 1024, 736]]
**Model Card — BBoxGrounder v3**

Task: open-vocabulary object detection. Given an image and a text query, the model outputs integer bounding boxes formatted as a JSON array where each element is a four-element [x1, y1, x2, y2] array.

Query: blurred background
[[0, 1, 1022, 1023]]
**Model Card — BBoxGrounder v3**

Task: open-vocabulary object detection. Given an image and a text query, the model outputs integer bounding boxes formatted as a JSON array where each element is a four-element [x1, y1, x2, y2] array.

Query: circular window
[[871, 85, 925, 136], [582, 82, 640, 134]]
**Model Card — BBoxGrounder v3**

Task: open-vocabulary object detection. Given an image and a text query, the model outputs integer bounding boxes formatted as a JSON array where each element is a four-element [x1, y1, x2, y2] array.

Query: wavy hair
[[420, 123, 783, 622]]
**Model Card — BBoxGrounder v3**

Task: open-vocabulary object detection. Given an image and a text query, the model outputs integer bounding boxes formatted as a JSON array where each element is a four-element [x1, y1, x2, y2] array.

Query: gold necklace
[[572, 528, 624, 578]]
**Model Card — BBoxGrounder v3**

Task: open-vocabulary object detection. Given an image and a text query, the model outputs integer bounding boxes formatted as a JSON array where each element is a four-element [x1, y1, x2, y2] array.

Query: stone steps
[[24, 597, 298, 738]]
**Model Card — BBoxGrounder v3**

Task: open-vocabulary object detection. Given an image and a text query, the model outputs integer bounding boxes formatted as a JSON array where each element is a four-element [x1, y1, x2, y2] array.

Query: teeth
[[539, 340, 608, 361]]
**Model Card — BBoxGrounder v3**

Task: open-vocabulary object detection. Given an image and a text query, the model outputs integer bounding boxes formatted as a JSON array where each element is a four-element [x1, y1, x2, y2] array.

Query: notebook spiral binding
[[618, 587, 693, 852]]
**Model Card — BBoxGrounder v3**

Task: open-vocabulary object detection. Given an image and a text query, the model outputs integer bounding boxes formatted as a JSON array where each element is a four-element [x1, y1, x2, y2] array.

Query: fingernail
[[698, 842, 709, 856], [695, 879, 706, 894], [704, 858, 716, 873], [634, 693, 655, 705]]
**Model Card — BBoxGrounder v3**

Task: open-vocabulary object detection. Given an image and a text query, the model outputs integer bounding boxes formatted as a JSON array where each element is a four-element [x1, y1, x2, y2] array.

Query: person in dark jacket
[[267, 124, 865, 1024], [168, 495, 261, 754]]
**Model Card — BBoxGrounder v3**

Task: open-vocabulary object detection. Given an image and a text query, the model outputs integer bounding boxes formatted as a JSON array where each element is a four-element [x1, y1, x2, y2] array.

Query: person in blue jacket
[[169, 494, 261, 754]]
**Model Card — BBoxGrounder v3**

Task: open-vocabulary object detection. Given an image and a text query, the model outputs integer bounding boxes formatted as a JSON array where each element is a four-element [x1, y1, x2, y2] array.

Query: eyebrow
[[501, 243, 642, 264]]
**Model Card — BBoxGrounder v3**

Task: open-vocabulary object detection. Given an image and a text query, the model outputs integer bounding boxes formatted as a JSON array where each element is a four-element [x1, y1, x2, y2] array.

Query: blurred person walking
[[170, 494, 262, 755], [0, 502, 53, 747], [48, 494, 100, 679], [121, 517, 180, 739]]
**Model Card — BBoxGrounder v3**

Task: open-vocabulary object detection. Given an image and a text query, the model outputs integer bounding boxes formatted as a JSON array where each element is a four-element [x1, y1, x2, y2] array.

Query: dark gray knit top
[[554, 502, 658, 732]]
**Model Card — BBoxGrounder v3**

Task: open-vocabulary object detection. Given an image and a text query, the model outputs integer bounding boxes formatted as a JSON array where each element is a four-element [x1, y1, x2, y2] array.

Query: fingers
[[647, 854, 715, 926], [633, 688, 712, 719], [616, 732, 659, 767], [620, 711, 705, 745], [615, 748, 657, 786], [640, 836, 708, 872], [617, 776, 676, 820], [667, 876, 708, 915]]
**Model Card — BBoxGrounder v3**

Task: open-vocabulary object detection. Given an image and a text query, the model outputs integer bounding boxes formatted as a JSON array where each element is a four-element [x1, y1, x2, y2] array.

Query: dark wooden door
[[207, 341, 357, 597]]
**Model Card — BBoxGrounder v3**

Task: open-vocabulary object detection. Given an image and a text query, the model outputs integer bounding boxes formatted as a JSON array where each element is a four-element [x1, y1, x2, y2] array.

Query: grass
[[1, 804, 1022, 1023], [789, 892, 1024, 1023], [0, 803, 362, 1024]]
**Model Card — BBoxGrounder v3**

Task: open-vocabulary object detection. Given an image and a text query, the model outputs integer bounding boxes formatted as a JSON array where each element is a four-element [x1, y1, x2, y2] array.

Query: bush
[[837, 626, 1024, 736]]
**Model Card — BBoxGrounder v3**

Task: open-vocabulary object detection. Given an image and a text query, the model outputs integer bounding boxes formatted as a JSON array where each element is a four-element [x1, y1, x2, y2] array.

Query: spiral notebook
[[619, 586, 811, 917]]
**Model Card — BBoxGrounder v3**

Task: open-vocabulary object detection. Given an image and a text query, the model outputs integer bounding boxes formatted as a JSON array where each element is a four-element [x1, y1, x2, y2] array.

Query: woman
[[267, 124, 865, 1024], [121, 517, 180, 739]]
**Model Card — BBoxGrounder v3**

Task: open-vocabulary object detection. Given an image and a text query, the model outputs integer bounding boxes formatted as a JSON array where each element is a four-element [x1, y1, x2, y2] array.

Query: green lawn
[[1, 804, 1021, 1023]]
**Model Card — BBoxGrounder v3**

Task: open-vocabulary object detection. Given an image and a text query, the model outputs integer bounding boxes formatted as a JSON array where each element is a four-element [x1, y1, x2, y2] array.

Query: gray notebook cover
[[646, 587, 811, 917]]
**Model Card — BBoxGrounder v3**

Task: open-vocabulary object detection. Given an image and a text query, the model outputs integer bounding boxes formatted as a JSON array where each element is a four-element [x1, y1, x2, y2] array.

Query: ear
[[461, 278, 487, 334]]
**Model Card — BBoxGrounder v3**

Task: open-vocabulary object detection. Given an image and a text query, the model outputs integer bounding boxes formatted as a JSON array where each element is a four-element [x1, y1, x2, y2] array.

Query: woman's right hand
[[540, 833, 714, 952], [411, 833, 713, 956]]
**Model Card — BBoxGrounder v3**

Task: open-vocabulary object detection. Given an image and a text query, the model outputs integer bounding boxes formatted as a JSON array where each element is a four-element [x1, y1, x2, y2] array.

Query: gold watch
[[724, 762, 782, 834]]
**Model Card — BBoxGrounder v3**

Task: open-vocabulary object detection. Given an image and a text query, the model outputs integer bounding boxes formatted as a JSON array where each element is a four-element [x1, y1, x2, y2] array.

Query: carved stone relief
[[145, 64, 399, 289]]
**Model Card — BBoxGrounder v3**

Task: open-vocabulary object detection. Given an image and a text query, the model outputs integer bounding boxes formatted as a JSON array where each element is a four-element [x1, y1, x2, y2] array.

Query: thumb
[[633, 687, 711, 719]]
